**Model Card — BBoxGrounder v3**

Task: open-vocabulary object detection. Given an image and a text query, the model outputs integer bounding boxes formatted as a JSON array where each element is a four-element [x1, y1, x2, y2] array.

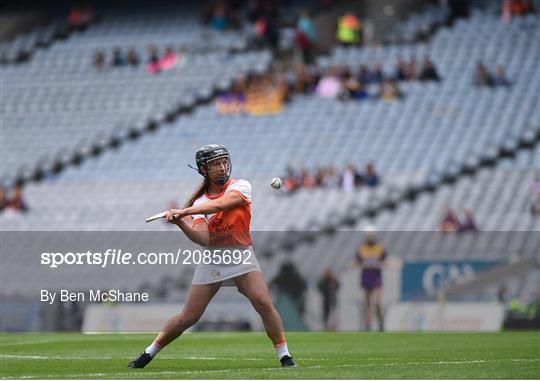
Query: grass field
[[1, 332, 539, 379]]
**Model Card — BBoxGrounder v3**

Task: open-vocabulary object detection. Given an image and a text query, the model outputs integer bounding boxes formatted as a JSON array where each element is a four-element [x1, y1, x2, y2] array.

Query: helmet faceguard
[[195, 144, 232, 186]]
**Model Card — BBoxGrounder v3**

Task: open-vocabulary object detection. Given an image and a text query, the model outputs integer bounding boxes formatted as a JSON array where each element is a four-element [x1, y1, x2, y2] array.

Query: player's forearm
[[183, 200, 222, 216], [175, 220, 210, 247]]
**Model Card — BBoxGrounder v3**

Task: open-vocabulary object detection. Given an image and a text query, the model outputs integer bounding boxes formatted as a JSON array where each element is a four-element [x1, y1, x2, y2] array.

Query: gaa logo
[[209, 218, 223, 228], [212, 270, 221, 279]]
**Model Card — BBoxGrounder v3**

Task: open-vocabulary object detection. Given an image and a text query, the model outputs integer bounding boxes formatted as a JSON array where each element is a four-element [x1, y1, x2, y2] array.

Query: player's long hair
[[184, 177, 210, 208]]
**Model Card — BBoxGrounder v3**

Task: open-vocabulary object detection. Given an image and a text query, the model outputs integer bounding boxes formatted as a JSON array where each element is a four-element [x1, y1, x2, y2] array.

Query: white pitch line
[[0, 354, 267, 361], [1, 364, 359, 379], [2, 359, 539, 379]]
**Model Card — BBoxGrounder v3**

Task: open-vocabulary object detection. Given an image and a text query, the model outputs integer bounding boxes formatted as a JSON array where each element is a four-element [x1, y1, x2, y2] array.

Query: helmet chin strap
[[213, 176, 230, 186]]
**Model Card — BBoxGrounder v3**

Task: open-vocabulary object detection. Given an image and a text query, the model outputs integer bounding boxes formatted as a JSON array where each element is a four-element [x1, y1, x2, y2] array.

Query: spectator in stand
[[439, 206, 460, 232], [68, 4, 95, 31], [316, 67, 343, 99], [112, 47, 126, 67], [282, 167, 300, 194], [294, 64, 316, 94], [158, 47, 178, 71], [510, 0, 535, 15], [296, 10, 317, 64], [340, 70, 368, 101], [363, 162, 380, 187], [315, 167, 326, 187], [336, 11, 362, 46], [318, 268, 340, 331], [93, 50, 105, 70], [324, 165, 340, 188], [474, 62, 493, 88], [147, 45, 160, 74], [300, 168, 317, 188], [358, 64, 372, 84], [341, 163, 360, 192], [371, 63, 385, 83], [395, 56, 408, 81], [459, 208, 478, 232], [492, 65, 511, 87], [126, 49, 140, 67], [379, 79, 404, 102], [209, 1, 229, 30], [419, 57, 441, 82], [7, 184, 28, 213], [0, 185, 7, 212]]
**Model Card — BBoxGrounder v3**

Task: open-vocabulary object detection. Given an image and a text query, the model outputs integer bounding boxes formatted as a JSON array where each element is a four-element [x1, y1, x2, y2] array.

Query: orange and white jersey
[[192, 178, 252, 247]]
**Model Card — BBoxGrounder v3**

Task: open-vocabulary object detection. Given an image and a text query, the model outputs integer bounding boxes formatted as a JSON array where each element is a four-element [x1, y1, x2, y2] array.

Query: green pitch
[[1, 332, 539, 379]]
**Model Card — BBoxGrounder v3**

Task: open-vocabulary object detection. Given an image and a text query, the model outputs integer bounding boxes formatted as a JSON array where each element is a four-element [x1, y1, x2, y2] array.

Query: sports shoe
[[128, 352, 153, 368], [280, 355, 297, 368]]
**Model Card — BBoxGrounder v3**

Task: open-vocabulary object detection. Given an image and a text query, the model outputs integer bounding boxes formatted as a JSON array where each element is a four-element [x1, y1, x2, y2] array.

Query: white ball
[[270, 177, 283, 189]]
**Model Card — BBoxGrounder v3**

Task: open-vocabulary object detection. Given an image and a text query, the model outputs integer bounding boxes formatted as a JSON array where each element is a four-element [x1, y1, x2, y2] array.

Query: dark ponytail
[[184, 178, 209, 208]]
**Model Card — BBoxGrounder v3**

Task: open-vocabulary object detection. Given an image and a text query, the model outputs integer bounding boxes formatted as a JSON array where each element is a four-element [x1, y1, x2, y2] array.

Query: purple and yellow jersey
[[356, 243, 385, 290], [356, 243, 386, 269]]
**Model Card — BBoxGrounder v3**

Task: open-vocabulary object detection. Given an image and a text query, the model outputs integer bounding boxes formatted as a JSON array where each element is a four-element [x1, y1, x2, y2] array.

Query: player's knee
[[252, 294, 274, 315]]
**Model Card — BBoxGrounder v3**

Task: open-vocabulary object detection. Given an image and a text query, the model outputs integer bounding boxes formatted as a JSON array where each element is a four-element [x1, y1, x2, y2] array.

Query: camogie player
[[128, 144, 296, 369], [354, 226, 386, 331]]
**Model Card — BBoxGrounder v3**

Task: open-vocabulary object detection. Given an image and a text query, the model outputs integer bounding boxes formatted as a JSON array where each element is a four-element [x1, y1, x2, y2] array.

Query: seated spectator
[[300, 168, 317, 188], [395, 56, 408, 81], [363, 162, 380, 187], [147, 45, 160, 74], [406, 57, 419, 81], [341, 73, 368, 101], [316, 68, 343, 98], [474, 62, 493, 88], [6, 185, 28, 213], [112, 47, 126, 67], [419, 58, 441, 81], [210, 1, 229, 30], [341, 163, 361, 192], [357, 64, 372, 84], [0, 185, 7, 212], [510, 0, 535, 15], [68, 4, 95, 30], [158, 47, 178, 71], [323, 165, 340, 188], [439, 206, 460, 232], [492, 65, 511, 87], [315, 167, 326, 187], [93, 50, 105, 70], [379, 80, 404, 102], [459, 208, 478, 232], [282, 167, 300, 194], [126, 49, 140, 67], [294, 64, 317, 94], [371, 63, 385, 83]]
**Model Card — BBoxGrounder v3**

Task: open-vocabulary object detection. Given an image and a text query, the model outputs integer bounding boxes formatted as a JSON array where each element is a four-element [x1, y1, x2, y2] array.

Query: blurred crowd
[[474, 63, 511, 88], [280, 162, 380, 195], [93, 46, 183, 74], [216, 73, 289, 115], [439, 206, 478, 233], [0, 185, 28, 215], [290, 56, 441, 103]]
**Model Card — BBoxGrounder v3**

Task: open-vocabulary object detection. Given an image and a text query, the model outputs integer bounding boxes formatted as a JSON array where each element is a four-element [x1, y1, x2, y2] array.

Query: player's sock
[[145, 341, 162, 358], [274, 341, 290, 359]]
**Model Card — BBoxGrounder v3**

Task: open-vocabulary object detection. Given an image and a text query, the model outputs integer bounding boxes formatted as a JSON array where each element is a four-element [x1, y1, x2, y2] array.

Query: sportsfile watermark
[[41, 249, 253, 268], [1, 231, 538, 332]]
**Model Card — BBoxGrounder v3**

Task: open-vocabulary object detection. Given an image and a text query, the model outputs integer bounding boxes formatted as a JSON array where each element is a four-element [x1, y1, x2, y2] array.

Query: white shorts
[[191, 247, 261, 285]]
